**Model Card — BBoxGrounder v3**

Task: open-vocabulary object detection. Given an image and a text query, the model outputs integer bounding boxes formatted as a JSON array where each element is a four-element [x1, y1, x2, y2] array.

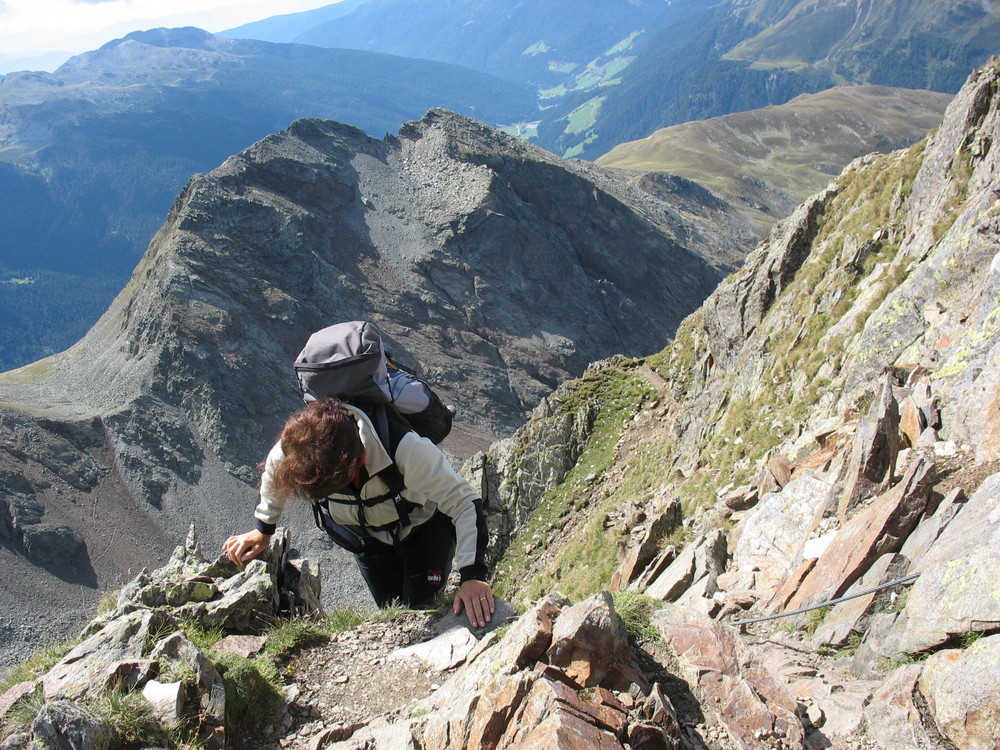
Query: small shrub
[[96, 589, 121, 617], [373, 602, 414, 623], [143, 619, 180, 657]]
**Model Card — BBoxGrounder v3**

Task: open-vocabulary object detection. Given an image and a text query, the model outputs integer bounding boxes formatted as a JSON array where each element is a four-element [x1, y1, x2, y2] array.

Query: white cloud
[[0, 0, 335, 60]]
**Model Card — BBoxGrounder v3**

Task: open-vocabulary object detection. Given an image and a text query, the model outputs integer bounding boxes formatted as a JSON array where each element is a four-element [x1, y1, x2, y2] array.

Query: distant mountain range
[[540, 0, 1000, 158], [222, 0, 708, 91], [2, 0, 996, 371], [0, 28, 535, 371], [227, 0, 998, 160]]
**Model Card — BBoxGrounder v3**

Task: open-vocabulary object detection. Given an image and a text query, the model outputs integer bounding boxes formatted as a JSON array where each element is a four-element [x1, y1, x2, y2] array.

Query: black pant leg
[[353, 512, 456, 608], [354, 539, 406, 607], [399, 511, 456, 607]]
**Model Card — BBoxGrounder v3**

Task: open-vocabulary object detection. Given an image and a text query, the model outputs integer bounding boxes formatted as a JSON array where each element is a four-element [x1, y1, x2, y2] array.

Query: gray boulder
[[20, 524, 86, 567], [30, 699, 113, 750], [919, 634, 1000, 750], [884, 472, 1000, 653]]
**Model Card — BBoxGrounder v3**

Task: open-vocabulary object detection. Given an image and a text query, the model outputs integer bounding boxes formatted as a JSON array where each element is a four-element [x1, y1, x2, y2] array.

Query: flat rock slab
[[389, 627, 479, 672], [785, 458, 932, 611]]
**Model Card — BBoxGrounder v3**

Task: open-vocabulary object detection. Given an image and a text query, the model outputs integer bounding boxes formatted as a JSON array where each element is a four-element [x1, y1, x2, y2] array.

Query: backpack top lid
[[294, 320, 391, 404]]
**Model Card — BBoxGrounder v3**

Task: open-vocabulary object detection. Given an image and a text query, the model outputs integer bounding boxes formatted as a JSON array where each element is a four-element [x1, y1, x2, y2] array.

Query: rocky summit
[[0, 107, 731, 671]]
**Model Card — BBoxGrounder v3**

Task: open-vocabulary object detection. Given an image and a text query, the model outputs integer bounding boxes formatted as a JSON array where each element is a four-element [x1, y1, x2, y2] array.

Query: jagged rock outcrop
[[0, 527, 319, 749], [310, 592, 676, 750]]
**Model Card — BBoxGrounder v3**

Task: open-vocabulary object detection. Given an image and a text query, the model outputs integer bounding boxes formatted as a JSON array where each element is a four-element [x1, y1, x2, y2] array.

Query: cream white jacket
[[254, 404, 487, 578]]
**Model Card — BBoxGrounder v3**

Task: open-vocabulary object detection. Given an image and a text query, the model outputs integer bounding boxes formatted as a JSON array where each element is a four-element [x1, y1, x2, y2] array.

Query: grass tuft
[[611, 591, 661, 643]]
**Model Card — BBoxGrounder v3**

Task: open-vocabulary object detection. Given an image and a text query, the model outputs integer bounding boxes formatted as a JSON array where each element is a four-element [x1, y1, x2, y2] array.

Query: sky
[[0, 0, 338, 71]]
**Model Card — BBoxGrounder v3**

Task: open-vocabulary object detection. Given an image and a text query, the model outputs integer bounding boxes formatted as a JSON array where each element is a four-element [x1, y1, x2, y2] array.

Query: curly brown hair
[[271, 398, 364, 500]]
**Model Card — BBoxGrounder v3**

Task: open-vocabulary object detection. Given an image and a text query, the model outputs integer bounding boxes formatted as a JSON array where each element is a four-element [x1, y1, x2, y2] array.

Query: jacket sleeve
[[395, 433, 489, 582], [253, 441, 288, 535]]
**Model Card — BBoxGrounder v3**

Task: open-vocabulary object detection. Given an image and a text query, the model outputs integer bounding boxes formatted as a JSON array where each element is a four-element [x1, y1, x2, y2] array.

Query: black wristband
[[255, 519, 276, 535], [459, 563, 489, 583]]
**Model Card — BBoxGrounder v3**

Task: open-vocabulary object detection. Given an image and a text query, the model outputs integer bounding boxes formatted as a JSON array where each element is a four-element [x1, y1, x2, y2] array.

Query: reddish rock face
[[785, 457, 933, 611], [546, 592, 637, 689], [655, 613, 804, 748]]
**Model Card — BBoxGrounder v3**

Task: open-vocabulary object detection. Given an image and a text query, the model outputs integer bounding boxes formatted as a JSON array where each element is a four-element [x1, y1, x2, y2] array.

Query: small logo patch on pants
[[427, 570, 443, 585]]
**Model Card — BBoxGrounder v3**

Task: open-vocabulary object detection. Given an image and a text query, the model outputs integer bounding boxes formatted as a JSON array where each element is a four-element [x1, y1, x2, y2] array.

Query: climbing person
[[222, 396, 495, 629]]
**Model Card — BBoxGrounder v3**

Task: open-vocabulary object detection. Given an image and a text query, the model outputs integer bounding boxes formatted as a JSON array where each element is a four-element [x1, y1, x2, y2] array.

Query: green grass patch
[[611, 591, 661, 643], [86, 688, 160, 746], [211, 651, 284, 731], [804, 605, 832, 635], [263, 617, 331, 658], [958, 630, 986, 649], [616, 437, 678, 504], [1, 639, 79, 692], [564, 96, 605, 135], [494, 367, 654, 603], [0, 687, 44, 741], [180, 623, 226, 652]]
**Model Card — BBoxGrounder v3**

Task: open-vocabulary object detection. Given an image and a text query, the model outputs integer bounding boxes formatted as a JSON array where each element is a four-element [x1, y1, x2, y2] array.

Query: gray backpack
[[293, 320, 453, 444]]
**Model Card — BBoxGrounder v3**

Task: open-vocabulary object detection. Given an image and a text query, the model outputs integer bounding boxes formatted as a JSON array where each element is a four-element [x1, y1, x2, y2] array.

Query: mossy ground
[[493, 364, 654, 603]]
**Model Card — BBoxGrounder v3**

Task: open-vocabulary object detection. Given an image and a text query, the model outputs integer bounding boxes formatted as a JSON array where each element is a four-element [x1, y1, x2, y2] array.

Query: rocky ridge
[[459, 57, 1000, 748]]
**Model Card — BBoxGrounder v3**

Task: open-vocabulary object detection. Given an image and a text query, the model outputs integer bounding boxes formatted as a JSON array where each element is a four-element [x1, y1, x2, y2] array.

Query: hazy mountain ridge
[[542, 0, 1000, 159], [287, 0, 687, 88], [598, 85, 953, 235], [0, 27, 536, 371]]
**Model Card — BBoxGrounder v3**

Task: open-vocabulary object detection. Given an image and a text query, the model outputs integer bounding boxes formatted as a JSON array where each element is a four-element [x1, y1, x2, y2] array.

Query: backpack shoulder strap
[[360, 403, 411, 494]]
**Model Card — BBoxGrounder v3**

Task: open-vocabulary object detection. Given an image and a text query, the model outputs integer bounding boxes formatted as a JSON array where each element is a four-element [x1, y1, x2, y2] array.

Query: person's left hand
[[454, 579, 495, 628]]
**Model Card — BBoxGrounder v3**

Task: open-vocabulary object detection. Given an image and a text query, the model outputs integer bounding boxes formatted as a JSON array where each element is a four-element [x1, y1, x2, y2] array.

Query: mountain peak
[[101, 26, 220, 51]]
